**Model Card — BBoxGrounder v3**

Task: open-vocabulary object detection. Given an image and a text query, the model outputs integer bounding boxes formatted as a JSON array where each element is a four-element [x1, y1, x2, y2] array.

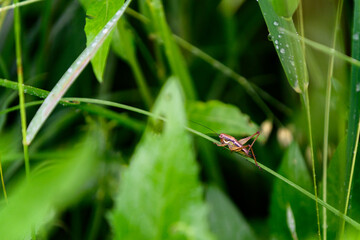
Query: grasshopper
[[216, 132, 260, 169], [191, 121, 261, 168]]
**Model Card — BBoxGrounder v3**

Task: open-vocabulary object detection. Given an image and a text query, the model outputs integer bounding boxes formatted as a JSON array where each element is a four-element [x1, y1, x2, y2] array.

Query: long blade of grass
[[14, 0, 30, 177], [25, 0, 133, 145], [343, 0, 360, 233], [322, 1, 344, 239]]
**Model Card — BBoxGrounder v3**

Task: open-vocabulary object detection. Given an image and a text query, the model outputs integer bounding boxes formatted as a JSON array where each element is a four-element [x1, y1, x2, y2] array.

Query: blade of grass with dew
[[269, 142, 316, 239], [0, 132, 100, 239], [112, 17, 153, 108], [344, 0, 360, 228], [109, 77, 214, 239], [322, 1, 344, 239], [14, 0, 30, 177], [187, 100, 260, 138], [257, 0, 307, 93], [79, 0, 124, 82], [206, 186, 257, 240], [142, 0, 196, 100], [25, 0, 133, 145], [258, 1, 321, 237]]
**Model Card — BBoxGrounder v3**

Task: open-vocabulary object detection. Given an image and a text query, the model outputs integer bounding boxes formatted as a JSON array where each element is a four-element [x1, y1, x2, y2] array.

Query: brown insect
[[192, 121, 261, 168]]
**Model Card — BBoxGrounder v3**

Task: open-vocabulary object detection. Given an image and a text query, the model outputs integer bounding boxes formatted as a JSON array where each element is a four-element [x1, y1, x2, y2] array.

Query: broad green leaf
[[187, 100, 260, 138], [269, 142, 316, 239], [79, 0, 124, 82], [206, 186, 257, 240], [0, 132, 100, 239], [258, 0, 307, 93], [269, 0, 299, 18], [110, 77, 214, 240]]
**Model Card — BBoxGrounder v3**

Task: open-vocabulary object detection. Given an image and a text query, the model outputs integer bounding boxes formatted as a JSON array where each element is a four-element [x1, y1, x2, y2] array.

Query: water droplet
[[280, 48, 285, 54], [278, 34, 282, 38], [275, 40, 279, 45], [67, 68, 73, 73], [268, 33, 273, 41], [356, 83, 360, 92], [273, 21, 279, 26], [102, 28, 109, 34], [290, 60, 295, 66], [286, 44, 289, 48], [276, 45, 279, 49]]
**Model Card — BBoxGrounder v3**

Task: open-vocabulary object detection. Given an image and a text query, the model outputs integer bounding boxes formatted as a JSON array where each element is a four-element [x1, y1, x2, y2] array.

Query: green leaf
[[0, 132, 100, 239], [269, 142, 317, 239], [110, 77, 214, 240], [269, 0, 299, 18], [258, 0, 307, 93], [206, 186, 257, 240], [187, 100, 260, 137], [79, 0, 124, 82]]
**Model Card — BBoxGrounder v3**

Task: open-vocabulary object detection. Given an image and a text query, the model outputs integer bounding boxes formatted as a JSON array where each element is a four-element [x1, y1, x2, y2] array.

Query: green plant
[[0, 0, 359, 239]]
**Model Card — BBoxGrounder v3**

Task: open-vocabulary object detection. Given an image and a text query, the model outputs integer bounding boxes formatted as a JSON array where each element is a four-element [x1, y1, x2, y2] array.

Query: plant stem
[[14, 0, 30, 178], [322, 1, 344, 239], [302, 90, 321, 239], [0, 155, 7, 203]]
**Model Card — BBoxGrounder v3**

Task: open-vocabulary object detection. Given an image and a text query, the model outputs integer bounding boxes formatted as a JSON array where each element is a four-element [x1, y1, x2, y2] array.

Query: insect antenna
[[189, 120, 220, 136]]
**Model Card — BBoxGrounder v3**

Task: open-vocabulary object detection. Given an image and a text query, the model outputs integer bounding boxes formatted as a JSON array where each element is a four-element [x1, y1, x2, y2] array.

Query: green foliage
[[269, 142, 317, 239], [0, 133, 100, 239], [206, 186, 257, 240], [79, 0, 124, 82], [0, 0, 359, 239], [188, 100, 259, 137], [258, 0, 307, 93], [110, 78, 214, 240]]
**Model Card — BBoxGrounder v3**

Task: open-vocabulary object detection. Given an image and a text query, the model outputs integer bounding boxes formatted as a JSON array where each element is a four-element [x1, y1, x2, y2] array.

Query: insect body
[[190, 121, 261, 169], [216, 132, 260, 169]]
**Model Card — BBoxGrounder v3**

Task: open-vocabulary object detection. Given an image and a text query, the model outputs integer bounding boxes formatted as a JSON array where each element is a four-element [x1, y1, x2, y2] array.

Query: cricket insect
[[192, 121, 261, 169]]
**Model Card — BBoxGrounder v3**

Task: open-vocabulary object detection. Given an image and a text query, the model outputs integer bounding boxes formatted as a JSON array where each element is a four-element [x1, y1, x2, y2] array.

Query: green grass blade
[[258, 0, 307, 93], [322, 2, 344, 239], [13, 0, 30, 177], [345, 0, 360, 219], [145, 0, 196, 100], [25, 0, 133, 145]]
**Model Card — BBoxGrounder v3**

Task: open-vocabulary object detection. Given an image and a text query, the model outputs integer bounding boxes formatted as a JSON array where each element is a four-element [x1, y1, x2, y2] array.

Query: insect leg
[[238, 131, 260, 145], [249, 146, 260, 169]]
